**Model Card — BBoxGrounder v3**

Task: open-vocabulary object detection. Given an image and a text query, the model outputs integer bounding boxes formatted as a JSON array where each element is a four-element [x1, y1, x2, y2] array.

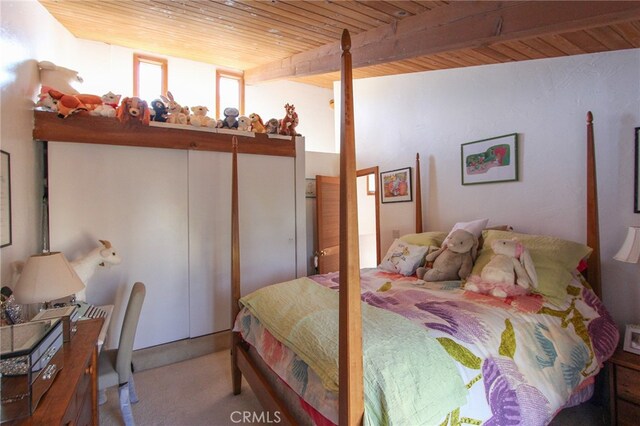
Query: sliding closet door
[[48, 142, 189, 350], [188, 151, 297, 337]]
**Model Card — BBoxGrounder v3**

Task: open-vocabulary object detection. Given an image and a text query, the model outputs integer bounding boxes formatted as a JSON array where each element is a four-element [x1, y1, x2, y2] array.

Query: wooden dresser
[[609, 348, 640, 426], [13, 318, 103, 426]]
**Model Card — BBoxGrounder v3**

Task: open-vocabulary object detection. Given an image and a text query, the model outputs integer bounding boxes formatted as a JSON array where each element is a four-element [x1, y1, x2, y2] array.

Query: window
[[133, 54, 168, 102], [216, 69, 244, 118]]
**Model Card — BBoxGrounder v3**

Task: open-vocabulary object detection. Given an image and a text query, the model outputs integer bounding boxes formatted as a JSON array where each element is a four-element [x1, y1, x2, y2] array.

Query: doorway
[[315, 167, 380, 274]]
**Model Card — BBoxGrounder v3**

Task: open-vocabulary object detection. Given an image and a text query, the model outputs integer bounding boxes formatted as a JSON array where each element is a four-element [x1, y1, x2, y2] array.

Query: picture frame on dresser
[[634, 127, 639, 213], [624, 324, 640, 355]]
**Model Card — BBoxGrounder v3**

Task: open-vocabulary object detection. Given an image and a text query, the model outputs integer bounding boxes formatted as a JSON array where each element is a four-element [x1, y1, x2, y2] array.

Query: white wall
[[0, 0, 80, 286], [339, 49, 640, 329]]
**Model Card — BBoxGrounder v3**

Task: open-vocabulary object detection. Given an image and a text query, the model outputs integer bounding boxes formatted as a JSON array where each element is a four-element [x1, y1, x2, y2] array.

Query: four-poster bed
[[230, 29, 615, 426]]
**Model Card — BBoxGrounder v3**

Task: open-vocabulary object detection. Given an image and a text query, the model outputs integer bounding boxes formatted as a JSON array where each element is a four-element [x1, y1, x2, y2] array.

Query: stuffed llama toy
[[417, 229, 478, 281], [465, 238, 538, 298], [38, 61, 83, 95], [71, 240, 122, 302]]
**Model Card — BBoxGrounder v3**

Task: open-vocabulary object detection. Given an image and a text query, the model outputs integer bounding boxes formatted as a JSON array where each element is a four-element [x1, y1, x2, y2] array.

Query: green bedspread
[[240, 277, 468, 425]]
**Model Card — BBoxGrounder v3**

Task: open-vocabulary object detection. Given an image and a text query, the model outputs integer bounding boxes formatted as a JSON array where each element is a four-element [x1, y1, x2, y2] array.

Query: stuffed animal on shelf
[[38, 60, 83, 95], [89, 91, 121, 117], [416, 229, 478, 281], [237, 115, 251, 131], [47, 89, 103, 118], [265, 118, 279, 134], [189, 106, 216, 127], [249, 113, 266, 133], [150, 99, 168, 122], [36, 86, 58, 112], [279, 103, 299, 136], [221, 107, 239, 129], [465, 239, 538, 298], [116, 97, 151, 125], [160, 91, 188, 125]]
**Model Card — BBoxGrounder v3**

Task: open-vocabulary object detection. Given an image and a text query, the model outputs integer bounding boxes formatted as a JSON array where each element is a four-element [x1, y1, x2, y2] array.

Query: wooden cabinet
[[16, 319, 102, 426], [609, 349, 640, 426]]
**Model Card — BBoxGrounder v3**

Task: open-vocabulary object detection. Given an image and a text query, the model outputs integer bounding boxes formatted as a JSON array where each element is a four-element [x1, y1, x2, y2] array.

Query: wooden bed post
[[230, 136, 242, 395], [339, 29, 364, 426], [415, 153, 423, 233], [586, 112, 602, 298]]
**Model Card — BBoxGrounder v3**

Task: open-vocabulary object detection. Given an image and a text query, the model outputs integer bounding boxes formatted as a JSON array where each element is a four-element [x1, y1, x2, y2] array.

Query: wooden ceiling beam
[[245, 1, 640, 84]]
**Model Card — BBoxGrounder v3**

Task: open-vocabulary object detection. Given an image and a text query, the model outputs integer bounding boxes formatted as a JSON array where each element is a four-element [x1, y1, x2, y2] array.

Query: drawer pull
[[43, 346, 57, 363], [85, 365, 94, 375], [42, 364, 57, 380]]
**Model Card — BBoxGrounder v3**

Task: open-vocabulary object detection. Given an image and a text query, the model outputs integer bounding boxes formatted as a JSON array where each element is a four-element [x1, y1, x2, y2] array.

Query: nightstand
[[609, 349, 640, 425]]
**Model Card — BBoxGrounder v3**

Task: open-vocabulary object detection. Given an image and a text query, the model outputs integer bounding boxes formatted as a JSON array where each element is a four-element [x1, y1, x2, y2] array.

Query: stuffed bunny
[[160, 91, 188, 125], [466, 238, 538, 298], [416, 229, 478, 281]]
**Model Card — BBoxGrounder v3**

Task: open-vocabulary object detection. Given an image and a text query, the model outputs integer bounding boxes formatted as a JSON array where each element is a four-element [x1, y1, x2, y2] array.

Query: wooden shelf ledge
[[33, 111, 296, 157]]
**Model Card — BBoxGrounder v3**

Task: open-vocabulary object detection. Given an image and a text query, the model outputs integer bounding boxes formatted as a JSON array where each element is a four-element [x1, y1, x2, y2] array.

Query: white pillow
[[446, 218, 489, 240], [378, 239, 428, 276]]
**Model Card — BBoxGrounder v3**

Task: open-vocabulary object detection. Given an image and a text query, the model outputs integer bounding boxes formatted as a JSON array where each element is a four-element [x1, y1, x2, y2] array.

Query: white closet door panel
[[48, 142, 189, 350], [238, 155, 297, 293], [188, 151, 232, 337], [188, 152, 296, 337]]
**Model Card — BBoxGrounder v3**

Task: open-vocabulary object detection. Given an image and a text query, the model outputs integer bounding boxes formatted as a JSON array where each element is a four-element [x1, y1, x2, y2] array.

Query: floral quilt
[[235, 268, 618, 426]]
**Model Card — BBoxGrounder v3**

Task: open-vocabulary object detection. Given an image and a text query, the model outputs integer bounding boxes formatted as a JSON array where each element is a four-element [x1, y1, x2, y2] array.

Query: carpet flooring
[[99, 350, 606, 426]]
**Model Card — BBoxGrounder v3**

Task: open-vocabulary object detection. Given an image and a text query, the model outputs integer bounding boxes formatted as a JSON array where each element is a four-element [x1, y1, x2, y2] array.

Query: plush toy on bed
[[465, 238, 538, 298], [416, 229, 478, 281]]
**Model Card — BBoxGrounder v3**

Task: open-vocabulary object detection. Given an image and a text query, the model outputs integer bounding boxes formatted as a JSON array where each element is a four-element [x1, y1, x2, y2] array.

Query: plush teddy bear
[[416, 229, 478, 281], [222, 107, 239, 129], [90, 91, 121, 117], [189, 106, 216, 127], [465, 239, 538, 298], [237, 115, 251, 131]]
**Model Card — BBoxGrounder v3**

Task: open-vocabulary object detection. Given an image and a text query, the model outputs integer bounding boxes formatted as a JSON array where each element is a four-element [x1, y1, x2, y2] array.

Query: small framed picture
[[624, 324, 640, 355], [305, 178, 316, 198], [461, 133, 518, 185], [380, 167, 412, 203]]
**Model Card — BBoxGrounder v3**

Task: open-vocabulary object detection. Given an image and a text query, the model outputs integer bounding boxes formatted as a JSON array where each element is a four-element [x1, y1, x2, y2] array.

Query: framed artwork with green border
[[461, 133, 518, 185]]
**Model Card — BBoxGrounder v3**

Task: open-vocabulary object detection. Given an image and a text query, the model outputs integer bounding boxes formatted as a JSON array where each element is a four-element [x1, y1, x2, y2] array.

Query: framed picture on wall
[[461, 133, 518, 185], [380, 167, 412, 203], [305, 178, 316, 198], [1, 150, 12, 247], [635, 127, 639, 213]]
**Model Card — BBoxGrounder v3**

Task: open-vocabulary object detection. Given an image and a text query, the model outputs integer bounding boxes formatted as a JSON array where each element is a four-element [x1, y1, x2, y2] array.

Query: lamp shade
[[14, 252, 85, 304], [614, 227, 640, 264]]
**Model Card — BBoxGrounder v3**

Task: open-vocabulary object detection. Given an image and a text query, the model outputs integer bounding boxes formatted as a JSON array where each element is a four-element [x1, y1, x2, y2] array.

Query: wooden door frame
[[357, 166, 381, 265]]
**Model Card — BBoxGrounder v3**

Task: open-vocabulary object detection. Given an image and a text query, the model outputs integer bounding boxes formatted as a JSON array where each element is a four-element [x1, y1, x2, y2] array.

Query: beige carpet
[[99, 350, 267, 426], [100, 349, 605, 426]]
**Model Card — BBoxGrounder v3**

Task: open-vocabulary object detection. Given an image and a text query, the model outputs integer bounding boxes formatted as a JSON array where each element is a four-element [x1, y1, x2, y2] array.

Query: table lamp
[[614, 226, 640, 355], [13, 252, 85, 308], [614, 226, 640, 264]]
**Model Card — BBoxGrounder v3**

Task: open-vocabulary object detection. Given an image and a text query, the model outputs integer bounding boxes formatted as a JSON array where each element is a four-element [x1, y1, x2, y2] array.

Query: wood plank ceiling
[[39, 1, 640, 89]]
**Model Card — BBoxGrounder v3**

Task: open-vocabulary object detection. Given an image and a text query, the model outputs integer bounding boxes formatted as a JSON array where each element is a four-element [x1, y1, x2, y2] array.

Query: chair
[[98, 282, 146, 426]]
